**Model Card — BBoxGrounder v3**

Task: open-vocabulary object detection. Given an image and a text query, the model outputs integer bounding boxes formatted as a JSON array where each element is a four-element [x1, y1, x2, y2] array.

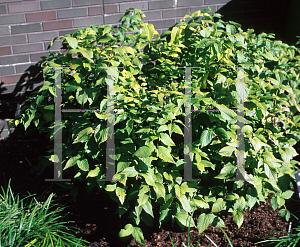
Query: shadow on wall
[[0, 63, 44, 139], [217, 0, 300, 46]]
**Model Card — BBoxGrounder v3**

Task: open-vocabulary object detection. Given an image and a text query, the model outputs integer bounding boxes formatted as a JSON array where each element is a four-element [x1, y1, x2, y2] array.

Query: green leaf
[[197, 213, 216, 234], [277, 195, 285, 207], [159, 133, 175, 146], [142, 200, 154, 217], [200, 28, 211, 38], [76, 88, 88, 105], [219, 146, 236, 157], [179, 194, 192, 212], [233, 211, 243, 228], [119, 224, 133, 237], [176, 210, 195, 228], [157, 146, 175, 163], [157, 125, 168, 132], [214, 127, 230, 140], [131, 226, 145, 245], [279, 147, 299, 163], [105, 184, 117, 192], [122, 46, 135, 55], [281, 190, 293, 200], [211, 198, 226, 213], [63, 36, 78, 49], [211, 216, 226, 228], [73, 127, 93, 143], [159, 208, 170, 225], [271, 196, 279, 210], [64, 156, 79, 170], [87, 167, 100, 178], [214, 163, 235, 179], [77, 159, 89, 171], [226, 24, 236, 35], [80, 48, 93, 60], [138, 193, 149, 206], [121, 167, 138, 177], [200, 129, 215, 148], [193, 196, 210, 209], [140, 173, 156, 186], [233, 196, 246, 211], [134, 146, 153, 158], [153, 182, 165, 200], [94, 125, 107, 144], [116, 187, 126, 205]]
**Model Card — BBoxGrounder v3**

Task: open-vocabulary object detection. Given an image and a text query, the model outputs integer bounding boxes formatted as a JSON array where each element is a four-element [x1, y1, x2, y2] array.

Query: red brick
[[43, 19, 73, 31], [104, 4, 118, 14], [0, 46, 11, 56], [0, 74, 22, 85], [26, 11, 57, 22], [88, 6, 103, 16], [8, 2, 40, 13]]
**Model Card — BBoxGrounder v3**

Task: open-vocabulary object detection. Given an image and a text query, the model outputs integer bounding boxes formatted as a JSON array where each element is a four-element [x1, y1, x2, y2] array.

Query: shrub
[[10, 7, 300, 245]]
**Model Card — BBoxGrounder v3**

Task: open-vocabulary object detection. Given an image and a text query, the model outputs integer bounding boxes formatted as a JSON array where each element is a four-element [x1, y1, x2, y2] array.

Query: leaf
[[200, 28, 210, 38], [197, 213, 216, 234], [200, 129, 215, 148], [64, 156, 79, 170], [226, 24, 236, 35], [219, 146, 236, 157], [281, 190, 293, 200], [138, 193, 149, 206], [157, 146, 175, 163], [214, 163, 236, 179], [131, 226, 145, 245], [63, 36, 78, 49], [94, 126, 107, 144], [249, 136, 269, 154], [134, 146, 153, 158], [170, 27, 179, 43], [87, 167, 100, 178], [153, 182, 165, 200], [121, 167, 138, 177], [157, 125, 168, 132], [176, 210, 195, 228], [214, 127, 230, 140], [116, 187, 126, 205], [76, 88, 88, 105], [279, 147, 299, 163], [159, 133, 175, 146], [119, 224, 133, 237], [122, 46, 135, 55], [193, 196, 209, 209], [233, 211, 243, 228], [178, 194, 192, 213], [73, 127, 93, 143], [77, 159, 89, 171], [197, 160, 214, 174], [211, 198, 226, 213], [233, 196, 246, 211], [142, 200, 154, 217]]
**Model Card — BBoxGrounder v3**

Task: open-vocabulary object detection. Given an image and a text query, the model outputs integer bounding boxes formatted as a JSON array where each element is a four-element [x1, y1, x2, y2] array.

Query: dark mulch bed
[[1, 125, 300, 247]]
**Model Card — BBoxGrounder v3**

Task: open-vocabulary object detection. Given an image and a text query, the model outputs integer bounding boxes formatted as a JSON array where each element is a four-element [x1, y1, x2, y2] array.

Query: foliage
[[0, 179, 88, 246], [10, 7, 300, 245]]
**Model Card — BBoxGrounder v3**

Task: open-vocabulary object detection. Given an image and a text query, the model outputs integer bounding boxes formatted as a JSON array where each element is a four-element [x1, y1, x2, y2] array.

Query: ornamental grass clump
[[10, 8, 300, 245], [0, 180, 88, 246]]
